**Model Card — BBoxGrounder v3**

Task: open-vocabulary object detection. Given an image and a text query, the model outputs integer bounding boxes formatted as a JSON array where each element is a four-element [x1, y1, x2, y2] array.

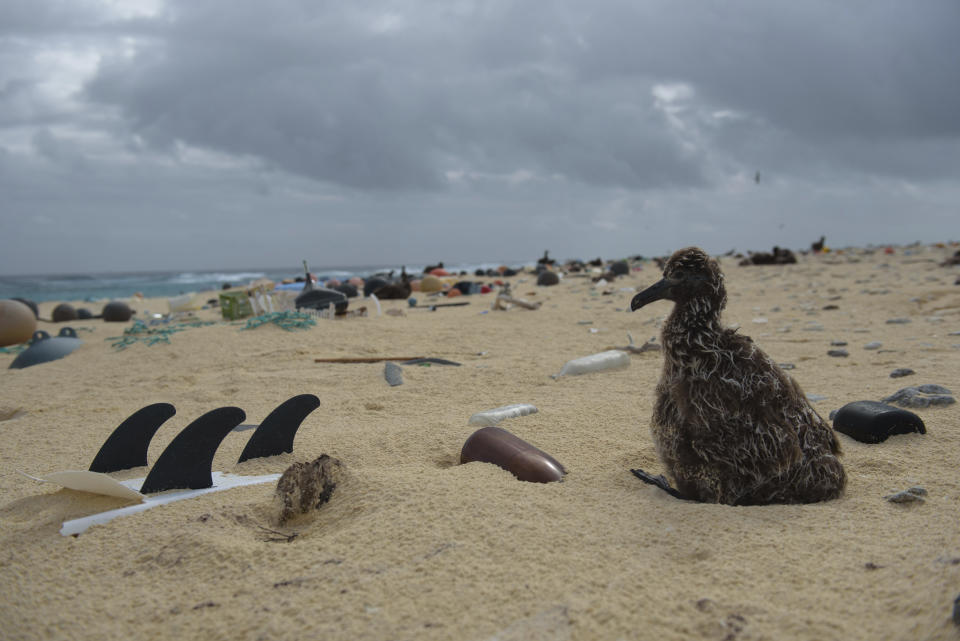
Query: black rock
[[76, 308, 94, 319], [890, 368, 915, 378], [502, 268, 518, 277], [536, 271, 560, 286], [827, 349, 849, 357], [832, 400, 926, 444]]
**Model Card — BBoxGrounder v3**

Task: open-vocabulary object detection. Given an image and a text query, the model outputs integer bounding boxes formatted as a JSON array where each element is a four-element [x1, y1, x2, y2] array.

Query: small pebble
[[827, 349, 849, 357], [822, 304, 839, 311], [384, 362, 403, 386], [806, 394, 827, 402], [953, 594, 960, 626], [890, 368, 915, 378], [884, 486, 927, 504], [864, 341, 882, 350], [779, 363, 796, 370], [830, 340, 848, 346], [886, 318, 911, 324]]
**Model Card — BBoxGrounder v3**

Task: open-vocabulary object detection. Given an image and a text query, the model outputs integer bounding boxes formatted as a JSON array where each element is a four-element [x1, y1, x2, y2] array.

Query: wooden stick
[[314, 356, 426, 363]]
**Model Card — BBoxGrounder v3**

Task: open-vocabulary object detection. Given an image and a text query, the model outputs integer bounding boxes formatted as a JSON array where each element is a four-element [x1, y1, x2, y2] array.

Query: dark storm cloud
[[2, 0, 959, 275], [75, 0, 959, 193]]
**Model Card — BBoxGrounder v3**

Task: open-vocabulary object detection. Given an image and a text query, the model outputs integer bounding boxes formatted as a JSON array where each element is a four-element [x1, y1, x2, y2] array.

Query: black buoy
[[52, 303, 77, 322], [102, 301, 134, 322]]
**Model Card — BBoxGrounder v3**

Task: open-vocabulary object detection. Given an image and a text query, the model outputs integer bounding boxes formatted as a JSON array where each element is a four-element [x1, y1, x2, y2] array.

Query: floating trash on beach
[[468, 403, 538, 427], [554, 350, 630, 377]]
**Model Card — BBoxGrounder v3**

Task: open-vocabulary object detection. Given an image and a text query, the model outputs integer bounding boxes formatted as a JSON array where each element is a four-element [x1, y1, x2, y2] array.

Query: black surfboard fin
[[88, 403, 177, 473], [237, 394, 320, 463], [140, 407, 246, 494]]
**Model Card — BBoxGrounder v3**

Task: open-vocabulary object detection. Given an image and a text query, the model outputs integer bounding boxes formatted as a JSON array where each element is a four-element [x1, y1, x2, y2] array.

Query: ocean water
[[0, 261, 526, 303]]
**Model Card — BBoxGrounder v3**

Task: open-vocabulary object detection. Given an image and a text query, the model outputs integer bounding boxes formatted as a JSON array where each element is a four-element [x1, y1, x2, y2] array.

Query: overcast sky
[[1, 0, 958, 275]]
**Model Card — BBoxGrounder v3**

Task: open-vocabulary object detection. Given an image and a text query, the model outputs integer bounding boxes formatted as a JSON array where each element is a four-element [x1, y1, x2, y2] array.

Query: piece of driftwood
[[314, 356, 425, 363]]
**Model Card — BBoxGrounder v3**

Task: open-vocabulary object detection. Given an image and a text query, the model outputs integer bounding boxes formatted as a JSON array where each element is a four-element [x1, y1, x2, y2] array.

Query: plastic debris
[[555, 350, 630, 377], [468, 403, 539, 427]]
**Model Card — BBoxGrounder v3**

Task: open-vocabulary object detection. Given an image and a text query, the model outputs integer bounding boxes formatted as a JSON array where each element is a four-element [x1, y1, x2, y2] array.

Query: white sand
[[1, 246, 959, 640]]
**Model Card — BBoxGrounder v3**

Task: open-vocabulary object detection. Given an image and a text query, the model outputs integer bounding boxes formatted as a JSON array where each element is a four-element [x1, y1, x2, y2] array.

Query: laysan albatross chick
[[630, 247, 845, 505]]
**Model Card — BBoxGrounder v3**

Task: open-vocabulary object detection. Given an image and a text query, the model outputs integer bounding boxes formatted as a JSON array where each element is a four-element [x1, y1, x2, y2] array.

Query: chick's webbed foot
[[630, 468, 688, 500]]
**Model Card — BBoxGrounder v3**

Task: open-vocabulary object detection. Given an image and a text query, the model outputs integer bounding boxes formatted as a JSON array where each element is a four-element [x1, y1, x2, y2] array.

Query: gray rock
[[806, 394, 827, 402], [886, 318, 912, 324], [884, 486, 927, 504], [890, 368, 915, 378], [831, 340, 848, 346], [779, 363, 796, 370], [881, 386, 956, 408], [827, 349, 849, 357], [864, 341, 882, 350], [917, 384, 952, 395], [384, 361, 403, 386]]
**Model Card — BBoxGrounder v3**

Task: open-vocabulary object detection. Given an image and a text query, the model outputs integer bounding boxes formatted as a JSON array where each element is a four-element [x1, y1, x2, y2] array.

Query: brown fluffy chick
[[630, 247, 845, 505]]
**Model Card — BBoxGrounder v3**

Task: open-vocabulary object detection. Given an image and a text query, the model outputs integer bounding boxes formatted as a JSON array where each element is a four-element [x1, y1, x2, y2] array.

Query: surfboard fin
[[237, 394, 320, 463], [140, 407, 245, 494], [88, 403, 177, 473]]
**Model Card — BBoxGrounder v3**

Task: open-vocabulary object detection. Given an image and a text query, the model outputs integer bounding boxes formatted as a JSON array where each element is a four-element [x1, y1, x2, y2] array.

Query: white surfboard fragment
[[555, 350, 630, 377], [19, 470, 145, 502], [21, 470, 281, 536], [468, 403, 539, 427]]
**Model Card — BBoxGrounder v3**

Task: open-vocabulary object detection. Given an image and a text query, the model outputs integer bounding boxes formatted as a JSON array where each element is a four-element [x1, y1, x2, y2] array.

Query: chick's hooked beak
[[630, 277, 681, 311]]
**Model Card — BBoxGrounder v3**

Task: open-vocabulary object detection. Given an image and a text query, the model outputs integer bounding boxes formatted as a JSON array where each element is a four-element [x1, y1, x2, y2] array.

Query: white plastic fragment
[[21, 471, 281, 536], [20, 470, 145, 502], [468, 403, 539, 427], [556, 350, 630, 377]]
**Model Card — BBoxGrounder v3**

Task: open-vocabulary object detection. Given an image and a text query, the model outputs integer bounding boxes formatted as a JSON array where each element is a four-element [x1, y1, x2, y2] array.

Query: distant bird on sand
[[629, 247, 846, 505]]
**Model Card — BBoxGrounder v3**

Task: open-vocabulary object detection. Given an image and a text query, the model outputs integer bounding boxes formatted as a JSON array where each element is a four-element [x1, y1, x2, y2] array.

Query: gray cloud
[[1, 0, 959, 274]]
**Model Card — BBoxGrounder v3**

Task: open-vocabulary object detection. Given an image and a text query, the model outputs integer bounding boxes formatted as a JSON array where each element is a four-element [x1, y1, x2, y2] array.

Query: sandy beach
[[1, 246, 959, 640]]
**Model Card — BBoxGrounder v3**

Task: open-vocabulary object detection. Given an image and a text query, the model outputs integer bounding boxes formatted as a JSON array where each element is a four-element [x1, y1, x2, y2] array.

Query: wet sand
[[1, 246, 959, 640]]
